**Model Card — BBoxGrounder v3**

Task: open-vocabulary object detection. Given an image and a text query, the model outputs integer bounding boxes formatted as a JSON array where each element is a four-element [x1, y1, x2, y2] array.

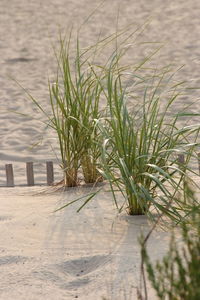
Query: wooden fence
[[4, 161, 54, 187], [2, 154, 200, 187]]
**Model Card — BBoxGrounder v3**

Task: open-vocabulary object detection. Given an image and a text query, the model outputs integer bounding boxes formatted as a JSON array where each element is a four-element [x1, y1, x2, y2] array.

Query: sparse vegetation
[[22, 25, 199, 219], [139, 182, 200, 299], [96, 49, 200, 219]]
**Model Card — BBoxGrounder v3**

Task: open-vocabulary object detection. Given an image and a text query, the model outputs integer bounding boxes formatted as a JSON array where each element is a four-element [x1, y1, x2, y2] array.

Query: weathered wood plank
[[5, 164, 14, 187], [177, 154, 185, 165], [26, 162, 34, 186], [46, 161, 54, 185]]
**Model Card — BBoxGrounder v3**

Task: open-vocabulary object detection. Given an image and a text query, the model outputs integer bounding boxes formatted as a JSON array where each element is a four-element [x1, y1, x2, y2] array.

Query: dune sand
[[0, 185, 172, 299], [0, 0, 200, 299]]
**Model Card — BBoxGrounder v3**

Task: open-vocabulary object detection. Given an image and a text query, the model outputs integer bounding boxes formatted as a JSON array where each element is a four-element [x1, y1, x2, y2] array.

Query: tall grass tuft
[[97, 53, 200, 219], [23, 32, 107, 187], [19, 22, 199, 218], [54, 30, 199, 219], [50, 34, 104, 186]]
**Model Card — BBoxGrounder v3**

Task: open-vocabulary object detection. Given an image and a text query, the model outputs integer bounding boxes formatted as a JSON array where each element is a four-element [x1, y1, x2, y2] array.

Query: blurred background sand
[[0, 0, 200, 184]]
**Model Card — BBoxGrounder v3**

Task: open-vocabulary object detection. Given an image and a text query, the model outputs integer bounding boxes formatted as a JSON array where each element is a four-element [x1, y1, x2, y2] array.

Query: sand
[[0, 0, 200, 299], [0, 185, 172, 299]]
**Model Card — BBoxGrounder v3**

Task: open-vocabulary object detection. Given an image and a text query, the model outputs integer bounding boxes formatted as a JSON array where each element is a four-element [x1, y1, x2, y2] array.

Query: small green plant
[[139, 182, 200, 300]]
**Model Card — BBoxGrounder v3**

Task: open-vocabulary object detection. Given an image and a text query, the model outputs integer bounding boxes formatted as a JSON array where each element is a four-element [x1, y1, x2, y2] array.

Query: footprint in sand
[[0, 255, 27, 266], [57, 254, 110, 277]]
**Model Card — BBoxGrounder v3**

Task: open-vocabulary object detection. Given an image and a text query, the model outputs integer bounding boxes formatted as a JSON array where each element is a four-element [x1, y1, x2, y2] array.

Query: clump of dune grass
[[50, 33, 105, 186], [53, 27, 200, 221], [22, 30, 108, 187], [18, 17, 199, 220], [23, 22, 152, 188], [96, 49, 200, 220]]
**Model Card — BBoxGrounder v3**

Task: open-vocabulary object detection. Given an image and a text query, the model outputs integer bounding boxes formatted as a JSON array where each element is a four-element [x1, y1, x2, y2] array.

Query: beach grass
[[49, 33, 105, 186], [19, 23, 199, 220], [95, 47, 200, 221]]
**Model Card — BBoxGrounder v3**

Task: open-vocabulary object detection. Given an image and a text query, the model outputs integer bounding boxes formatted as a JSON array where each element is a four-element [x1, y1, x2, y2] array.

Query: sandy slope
[[0, 185, 171, 300]]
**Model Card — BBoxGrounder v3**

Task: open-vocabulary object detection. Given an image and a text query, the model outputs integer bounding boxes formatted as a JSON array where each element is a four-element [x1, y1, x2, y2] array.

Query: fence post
[[26, 162, 34, 186], [46, 161, 54, 185], [177, 154, 185, 177], [177, 154, 185, 165], [5, 164, 14, 187]]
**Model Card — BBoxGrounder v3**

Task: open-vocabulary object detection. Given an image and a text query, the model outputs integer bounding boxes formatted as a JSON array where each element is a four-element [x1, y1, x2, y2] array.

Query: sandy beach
[[0, 185, 172, 300], [0, 0, 200, 299]]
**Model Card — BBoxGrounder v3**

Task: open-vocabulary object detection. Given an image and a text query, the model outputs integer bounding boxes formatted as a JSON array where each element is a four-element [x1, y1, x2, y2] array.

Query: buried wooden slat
[[26, 162, 34, 186], [5, 164, 14, 187], [46, 161, 54, 185], [177, 154, 185, 175], [177, 154, 185, 165], [2, 153, 200, 188]]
